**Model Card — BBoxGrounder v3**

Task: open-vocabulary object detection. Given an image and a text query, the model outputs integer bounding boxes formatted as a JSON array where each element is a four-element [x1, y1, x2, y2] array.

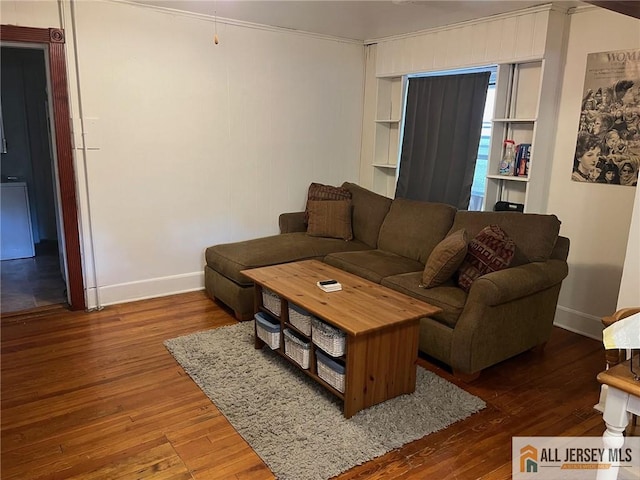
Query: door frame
[[1, 25, 86, 311]]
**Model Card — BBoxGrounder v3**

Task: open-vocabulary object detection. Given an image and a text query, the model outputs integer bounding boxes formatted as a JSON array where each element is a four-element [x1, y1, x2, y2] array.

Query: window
[[469, 81, 496, 211], [404, 66, 496, 210]]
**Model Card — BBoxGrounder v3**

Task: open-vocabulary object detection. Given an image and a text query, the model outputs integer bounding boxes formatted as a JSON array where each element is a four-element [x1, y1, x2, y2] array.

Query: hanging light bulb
[[213, 10, 219, 44]]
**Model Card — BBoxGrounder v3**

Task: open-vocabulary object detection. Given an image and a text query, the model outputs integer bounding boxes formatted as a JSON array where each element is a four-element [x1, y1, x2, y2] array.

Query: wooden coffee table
[[242, 259, 441, 418]]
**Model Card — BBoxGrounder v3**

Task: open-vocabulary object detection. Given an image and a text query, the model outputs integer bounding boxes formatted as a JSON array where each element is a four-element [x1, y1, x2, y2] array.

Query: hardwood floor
[[1, 291, 607, 480]]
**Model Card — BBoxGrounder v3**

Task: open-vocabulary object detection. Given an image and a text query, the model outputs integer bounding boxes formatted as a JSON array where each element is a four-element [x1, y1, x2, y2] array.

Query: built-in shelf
[[371, 75, 406, 198], [486, 174, 529, 182], [492, 118, 537, 123], [372, 163, 398, 169], [484, 61, 544, 212]]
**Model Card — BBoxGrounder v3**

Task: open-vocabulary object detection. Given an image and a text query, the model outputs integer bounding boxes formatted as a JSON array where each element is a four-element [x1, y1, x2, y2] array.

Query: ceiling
[[126, 0, 586, 42]]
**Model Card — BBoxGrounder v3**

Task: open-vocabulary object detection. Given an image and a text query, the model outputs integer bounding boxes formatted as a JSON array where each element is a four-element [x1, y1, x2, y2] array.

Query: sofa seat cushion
[[206, 233, 371, 286], [381, 272, 467, 328], [324, 250, 424, 284], [378, 198, 457, 263]]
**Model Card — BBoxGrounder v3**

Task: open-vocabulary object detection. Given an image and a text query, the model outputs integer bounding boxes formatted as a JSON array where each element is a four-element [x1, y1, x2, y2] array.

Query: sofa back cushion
[[449, 211, 561, 262], [305, 183, 351, 222], [378, 198, 457, 263], [341, 182, 392, 248], [306, 200, 353, 241]]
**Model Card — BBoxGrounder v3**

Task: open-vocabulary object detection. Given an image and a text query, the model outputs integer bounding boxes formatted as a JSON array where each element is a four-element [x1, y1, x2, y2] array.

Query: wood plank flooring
[[1, 290, 607, 479]]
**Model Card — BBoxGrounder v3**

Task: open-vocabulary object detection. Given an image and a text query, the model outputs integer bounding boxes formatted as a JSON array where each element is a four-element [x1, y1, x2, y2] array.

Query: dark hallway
[[1, 241, 67, 314], [1, 46, 68, 314]]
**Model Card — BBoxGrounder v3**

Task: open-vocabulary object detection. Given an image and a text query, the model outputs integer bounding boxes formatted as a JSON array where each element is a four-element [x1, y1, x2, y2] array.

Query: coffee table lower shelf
[[254, 311, 419, 418], [243, 260, 440, 419], [257, 333, 346, 401]]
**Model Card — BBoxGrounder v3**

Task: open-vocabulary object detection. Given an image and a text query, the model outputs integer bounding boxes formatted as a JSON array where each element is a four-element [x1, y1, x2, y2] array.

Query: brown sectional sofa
[[204, 182, 569, 378]]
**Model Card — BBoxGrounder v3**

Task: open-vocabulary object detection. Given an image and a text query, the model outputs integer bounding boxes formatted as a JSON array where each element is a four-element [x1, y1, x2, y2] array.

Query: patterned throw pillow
[[305, 183, 352, 223], [306, 200, 353, 241], [457, 225, 515, 292], [420, 229, 468, 289]]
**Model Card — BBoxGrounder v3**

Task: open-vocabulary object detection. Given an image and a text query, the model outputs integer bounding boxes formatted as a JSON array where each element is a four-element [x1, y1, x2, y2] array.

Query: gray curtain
[[395, 72, 490, 209]]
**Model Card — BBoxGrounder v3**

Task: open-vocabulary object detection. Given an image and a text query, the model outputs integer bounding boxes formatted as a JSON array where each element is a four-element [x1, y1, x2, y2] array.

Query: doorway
[[1, 47, 67, 313], [0, 25, 85, 312]]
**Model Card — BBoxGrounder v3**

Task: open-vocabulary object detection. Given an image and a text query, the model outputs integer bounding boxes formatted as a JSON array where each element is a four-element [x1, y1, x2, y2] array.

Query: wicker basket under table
[[288, 303, 313, 336], [261, 288, 281, 316], [316, 349, 345, 393], [283, 328, 311, 369], [311, 317, 346, 357]]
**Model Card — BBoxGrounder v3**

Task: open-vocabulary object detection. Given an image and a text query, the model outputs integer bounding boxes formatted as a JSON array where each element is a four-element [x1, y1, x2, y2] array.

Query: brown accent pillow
[[457, 225, 516, 292], [305, 183, 352, 223], [420, 229, 468, 289], [306, 200, 353, 241]]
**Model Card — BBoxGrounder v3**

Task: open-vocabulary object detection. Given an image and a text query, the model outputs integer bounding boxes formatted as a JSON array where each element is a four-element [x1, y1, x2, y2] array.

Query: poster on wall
[[572, 48, 640, 187]]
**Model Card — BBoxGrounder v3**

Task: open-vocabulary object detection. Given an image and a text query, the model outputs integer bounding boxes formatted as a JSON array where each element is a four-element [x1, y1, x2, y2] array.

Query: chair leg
[[629, 414, 639, 437]]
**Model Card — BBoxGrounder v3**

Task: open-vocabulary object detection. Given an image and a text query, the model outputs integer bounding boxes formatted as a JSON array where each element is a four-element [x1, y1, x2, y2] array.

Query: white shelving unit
[[368, 61, 557, 211], [372, 76, 406, 198], [484, 61, 542, 211]]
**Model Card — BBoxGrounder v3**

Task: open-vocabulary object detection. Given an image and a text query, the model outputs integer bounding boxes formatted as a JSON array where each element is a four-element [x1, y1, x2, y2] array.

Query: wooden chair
[[599, 307, 640, 436], [602, 307, 640, 369]]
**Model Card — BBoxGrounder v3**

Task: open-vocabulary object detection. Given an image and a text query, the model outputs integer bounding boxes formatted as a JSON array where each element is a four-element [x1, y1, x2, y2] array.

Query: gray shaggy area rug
[[164, 321, 485, 480]]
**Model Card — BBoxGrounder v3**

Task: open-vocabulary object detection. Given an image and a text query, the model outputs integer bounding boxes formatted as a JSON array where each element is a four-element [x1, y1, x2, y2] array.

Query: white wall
[[549, 7, 640, 338], [0, 0, 61, 28], [373, 6, 554, 76], [617, 184, 640, 309], [2, 0, 364, 307]]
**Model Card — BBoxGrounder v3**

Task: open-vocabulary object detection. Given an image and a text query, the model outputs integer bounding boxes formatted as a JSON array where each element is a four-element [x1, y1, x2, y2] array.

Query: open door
[[1, 25, 85, 311]]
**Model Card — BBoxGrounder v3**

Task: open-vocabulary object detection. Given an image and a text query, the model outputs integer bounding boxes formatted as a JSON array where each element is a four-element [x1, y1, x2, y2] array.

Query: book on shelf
[[514, 143, 531, 177]]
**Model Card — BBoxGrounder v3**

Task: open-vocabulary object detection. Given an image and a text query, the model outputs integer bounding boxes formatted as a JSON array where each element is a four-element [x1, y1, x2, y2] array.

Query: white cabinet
[[372, 76, 406, 198], [1, 182, 35, 260]]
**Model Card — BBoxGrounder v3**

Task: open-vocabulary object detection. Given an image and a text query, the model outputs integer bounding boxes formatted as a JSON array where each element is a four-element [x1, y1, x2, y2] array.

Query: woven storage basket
[[255, 312, 280, 350], [261, 288, 281, 316], [316, 349, 345, 393], [288, 303, 313, 336], [283, 328, 310, 369], [311, 318, 346, 357]]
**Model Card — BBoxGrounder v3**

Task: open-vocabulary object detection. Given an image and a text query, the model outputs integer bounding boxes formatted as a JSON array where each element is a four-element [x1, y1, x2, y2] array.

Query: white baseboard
[[553, 305, 603, 341], [85, 271, 205, 309], [85, 287, 99, 311]]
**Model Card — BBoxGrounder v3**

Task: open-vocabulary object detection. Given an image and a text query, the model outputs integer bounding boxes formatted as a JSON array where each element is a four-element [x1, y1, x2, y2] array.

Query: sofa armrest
[[466, 259, 569, 306], [552, 236, 570, 261], [279, 212, 306, 233], [449, 259, 569, 374]]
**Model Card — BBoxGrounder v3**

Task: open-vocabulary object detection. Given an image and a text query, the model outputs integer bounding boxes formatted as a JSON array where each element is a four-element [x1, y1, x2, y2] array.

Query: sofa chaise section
[[204, 182, 393, 320], [205, 233, 371, 320]]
